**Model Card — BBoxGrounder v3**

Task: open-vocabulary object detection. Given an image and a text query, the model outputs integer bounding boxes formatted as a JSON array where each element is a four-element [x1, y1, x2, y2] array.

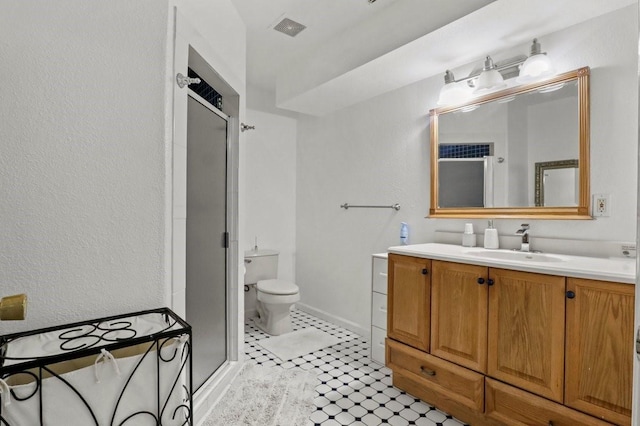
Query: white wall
[[0, 0, 247, 338], [295, 6, 639, 334], [244, 109, 297, 283], [0, 1, 170, 334]]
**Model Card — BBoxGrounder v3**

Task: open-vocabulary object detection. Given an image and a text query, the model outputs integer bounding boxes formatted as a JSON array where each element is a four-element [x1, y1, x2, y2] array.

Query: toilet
[[244, 249, 300, 336]]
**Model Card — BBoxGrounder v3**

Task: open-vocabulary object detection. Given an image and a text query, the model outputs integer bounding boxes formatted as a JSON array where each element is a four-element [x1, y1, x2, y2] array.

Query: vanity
[[385, 243, 635, 426]]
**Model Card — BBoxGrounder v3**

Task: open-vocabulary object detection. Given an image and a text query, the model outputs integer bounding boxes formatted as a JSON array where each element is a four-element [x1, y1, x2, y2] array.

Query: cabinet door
[[431, 260, 488, 373], [387, 254, 431, 351], [487, 268, 565, 402], [565, 278, 633, 426]]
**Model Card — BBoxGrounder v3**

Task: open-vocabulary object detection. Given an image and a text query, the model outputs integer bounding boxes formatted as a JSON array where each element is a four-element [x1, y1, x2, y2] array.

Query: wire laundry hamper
[[0, 307, 192, 426]]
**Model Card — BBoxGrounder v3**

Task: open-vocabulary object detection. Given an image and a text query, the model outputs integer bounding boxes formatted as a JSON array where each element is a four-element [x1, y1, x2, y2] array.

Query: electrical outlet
[[592, 193, 611, 217]]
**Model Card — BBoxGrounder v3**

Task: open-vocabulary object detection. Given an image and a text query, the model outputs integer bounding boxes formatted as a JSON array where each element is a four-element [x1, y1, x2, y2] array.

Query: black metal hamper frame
[[0, 307, 193, 426]]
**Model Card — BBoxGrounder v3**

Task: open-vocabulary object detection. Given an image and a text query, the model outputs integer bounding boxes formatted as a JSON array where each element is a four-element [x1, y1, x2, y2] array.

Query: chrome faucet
[[515, 224, 530, 252]]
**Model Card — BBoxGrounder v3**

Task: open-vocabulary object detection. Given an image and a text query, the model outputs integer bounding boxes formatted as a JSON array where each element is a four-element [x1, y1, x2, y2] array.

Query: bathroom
[[1, 0, 639, 425]]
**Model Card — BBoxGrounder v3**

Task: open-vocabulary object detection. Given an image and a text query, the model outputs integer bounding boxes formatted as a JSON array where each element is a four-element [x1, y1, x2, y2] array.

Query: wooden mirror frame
[[429, 67, 590, 219]]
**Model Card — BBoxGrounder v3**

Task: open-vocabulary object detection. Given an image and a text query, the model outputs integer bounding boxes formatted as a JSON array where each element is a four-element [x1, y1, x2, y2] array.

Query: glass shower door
[[185, 95, 228, 391]]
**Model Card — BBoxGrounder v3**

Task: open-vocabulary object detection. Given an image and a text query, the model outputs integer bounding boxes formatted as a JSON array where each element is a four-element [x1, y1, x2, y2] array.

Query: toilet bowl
[[244, 249, 300, 336], [255, 279, 300, 335]]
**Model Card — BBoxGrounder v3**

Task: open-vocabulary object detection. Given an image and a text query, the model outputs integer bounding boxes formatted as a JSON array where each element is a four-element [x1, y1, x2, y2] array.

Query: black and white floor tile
[[244, 309, 467, 426]]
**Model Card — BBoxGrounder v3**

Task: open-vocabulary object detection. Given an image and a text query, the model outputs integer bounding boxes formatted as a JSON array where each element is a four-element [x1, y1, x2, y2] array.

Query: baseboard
[[295, 302, 369, 338], [194, 361, 243, 425]]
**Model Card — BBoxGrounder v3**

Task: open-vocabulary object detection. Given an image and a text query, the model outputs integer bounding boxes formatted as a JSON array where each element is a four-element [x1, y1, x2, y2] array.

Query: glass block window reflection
[[188, 68, 223, 111], [439, 143, 492, 159]]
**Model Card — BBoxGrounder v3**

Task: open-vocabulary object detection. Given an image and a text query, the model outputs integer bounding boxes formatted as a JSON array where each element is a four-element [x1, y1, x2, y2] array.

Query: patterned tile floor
[[244, 310, 466, 426]]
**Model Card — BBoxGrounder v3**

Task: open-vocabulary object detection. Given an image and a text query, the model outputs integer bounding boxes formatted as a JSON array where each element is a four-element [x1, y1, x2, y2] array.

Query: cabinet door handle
[[420, 366, 436, 377], [487, 279, 494, 286], [421, 268, 429, 275], [566, 290, 575, 299], [477, 277, 485, 285], [548, 422, 554, 426]]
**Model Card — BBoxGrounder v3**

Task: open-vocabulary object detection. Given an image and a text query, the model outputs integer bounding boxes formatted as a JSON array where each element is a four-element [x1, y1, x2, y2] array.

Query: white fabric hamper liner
[[0, 311, 190, 426]]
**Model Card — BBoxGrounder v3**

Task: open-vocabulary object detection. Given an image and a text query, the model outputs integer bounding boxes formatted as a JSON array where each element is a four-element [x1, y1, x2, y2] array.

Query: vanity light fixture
[[473, 56, 507, 94], [437, 70, 471, 106], [517, 38, 556, 83], [436, 37, 558, 106]]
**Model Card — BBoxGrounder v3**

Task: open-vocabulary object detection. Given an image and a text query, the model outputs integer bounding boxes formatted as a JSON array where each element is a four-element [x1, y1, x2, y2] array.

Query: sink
[[464, 250, 566, 263]]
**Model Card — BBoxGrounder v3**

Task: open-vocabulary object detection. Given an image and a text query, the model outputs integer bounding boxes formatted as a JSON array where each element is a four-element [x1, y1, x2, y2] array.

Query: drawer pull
[[420, 366, 436, 377]]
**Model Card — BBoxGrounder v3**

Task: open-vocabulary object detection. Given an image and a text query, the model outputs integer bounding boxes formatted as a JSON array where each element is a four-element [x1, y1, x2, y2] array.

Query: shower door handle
[[222, 232, 229, 248]]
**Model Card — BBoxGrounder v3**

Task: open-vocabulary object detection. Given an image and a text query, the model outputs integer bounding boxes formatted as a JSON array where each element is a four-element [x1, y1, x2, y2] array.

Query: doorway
[[185, 93, 229, 391]]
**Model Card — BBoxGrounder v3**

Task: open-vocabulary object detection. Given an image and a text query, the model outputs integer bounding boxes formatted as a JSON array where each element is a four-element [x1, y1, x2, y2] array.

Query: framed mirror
[[535, 159, 579, 207], [429, 67, 590, 219]]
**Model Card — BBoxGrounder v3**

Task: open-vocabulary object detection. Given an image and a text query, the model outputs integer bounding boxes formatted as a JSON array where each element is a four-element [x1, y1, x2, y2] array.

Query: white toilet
[[244, 249, 300, 336]]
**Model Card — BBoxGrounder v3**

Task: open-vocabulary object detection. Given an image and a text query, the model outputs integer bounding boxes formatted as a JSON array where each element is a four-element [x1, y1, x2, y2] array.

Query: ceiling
[[231, 0, 495, 90], [230, 0, 636, 116]]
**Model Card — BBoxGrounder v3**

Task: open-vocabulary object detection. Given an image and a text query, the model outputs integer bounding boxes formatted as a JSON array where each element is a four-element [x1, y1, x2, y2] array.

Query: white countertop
[[388, 243, 636, 284]]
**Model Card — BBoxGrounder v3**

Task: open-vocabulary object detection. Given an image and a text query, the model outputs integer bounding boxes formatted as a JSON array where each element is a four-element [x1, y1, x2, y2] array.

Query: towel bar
[[340, 203, 400, 211]]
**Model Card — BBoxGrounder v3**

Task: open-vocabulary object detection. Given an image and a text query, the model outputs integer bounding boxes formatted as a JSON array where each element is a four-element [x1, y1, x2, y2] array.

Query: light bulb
[[437, 70, 471, 106], [517, 39, 556, 83], [473, 56, 506, 94]]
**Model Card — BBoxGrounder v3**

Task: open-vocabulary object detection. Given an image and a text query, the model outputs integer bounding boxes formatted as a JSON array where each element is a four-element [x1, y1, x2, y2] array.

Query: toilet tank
[[244, 249, 279, 284]]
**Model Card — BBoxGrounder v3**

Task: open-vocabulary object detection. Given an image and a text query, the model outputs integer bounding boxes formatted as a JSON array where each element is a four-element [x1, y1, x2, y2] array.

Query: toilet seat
[[257, 279, 299, 296]]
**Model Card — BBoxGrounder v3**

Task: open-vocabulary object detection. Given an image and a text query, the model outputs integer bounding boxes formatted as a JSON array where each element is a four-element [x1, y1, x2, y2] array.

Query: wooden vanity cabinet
[[487, 268, 566, 403], [431, 262, 566, 400], [431, 260, 488, 373], [565, 278, 634, 426], [387, 254, 431, 351], [386, 338, 485, 413], [485, 378, 614, 426], [386, 254, 634, 426]]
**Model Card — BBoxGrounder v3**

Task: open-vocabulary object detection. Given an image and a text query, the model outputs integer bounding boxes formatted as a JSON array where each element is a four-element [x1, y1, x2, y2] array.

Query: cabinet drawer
[[372, 257, 388, 294], [486, 378, 614, 426], [386, 339, 484, 412], [370, 326, 386, 365], [371, 291, 387, 329]]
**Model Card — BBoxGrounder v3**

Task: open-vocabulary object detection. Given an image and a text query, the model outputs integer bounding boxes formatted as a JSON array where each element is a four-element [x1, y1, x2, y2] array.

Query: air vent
[[273, 18, 306, 37]]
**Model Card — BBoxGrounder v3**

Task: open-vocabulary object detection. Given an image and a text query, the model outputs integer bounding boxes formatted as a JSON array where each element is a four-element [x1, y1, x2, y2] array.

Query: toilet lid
[[257, 279, 299, 295]]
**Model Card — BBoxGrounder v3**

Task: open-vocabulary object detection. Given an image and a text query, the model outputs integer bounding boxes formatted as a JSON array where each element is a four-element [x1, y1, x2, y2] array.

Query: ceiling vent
[[273, 18, 307, 37]]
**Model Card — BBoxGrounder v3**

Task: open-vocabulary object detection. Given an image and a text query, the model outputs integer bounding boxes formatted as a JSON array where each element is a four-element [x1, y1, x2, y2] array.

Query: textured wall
[[244, 109, 297, 284], [295, 6, 639, 333], [0, 1, 170, 334]]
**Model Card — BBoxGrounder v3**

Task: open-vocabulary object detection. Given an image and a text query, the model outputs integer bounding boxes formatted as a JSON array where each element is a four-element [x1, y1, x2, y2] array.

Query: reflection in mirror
[[429, 67, 590, 219], [535, 160, 579, 207]]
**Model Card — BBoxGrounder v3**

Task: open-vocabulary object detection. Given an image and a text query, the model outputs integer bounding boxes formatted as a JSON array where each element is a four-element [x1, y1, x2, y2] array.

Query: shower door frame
[[170, 7, 242, 421]]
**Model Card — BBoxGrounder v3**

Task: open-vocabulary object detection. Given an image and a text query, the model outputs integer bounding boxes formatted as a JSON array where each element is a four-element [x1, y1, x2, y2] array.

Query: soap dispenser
[[484, 220, 499, 249]]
